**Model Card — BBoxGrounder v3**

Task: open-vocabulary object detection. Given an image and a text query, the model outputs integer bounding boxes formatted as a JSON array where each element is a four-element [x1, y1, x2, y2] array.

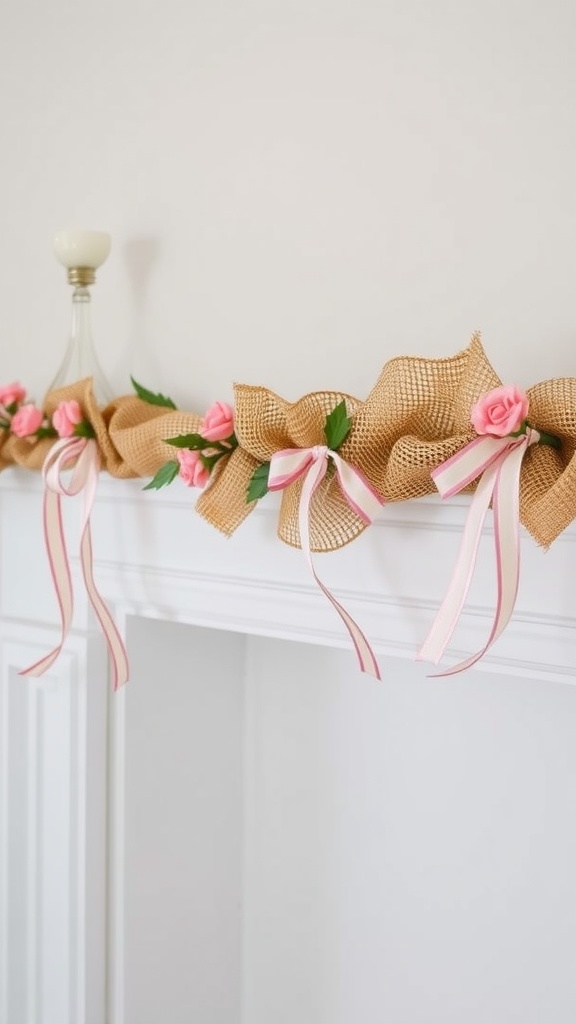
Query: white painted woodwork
[[1, 468, 575, 1024]]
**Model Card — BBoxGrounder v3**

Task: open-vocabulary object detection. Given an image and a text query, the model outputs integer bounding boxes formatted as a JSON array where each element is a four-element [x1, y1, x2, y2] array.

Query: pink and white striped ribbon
[[20, 436, 129, 690], [417, 429, 540, 675], [268, 445, 384, 679]]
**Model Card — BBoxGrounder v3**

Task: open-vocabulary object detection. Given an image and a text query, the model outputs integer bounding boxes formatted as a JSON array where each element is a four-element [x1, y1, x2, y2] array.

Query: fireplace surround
[[1, 468, 575, 1024]]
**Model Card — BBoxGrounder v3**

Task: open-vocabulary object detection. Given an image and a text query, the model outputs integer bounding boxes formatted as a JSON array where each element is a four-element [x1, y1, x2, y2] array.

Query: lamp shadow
[[122, 236, 162, 382]]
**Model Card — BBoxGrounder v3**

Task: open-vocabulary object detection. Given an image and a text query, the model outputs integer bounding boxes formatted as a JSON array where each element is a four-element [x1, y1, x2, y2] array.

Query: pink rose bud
[[10, 404, 44, 438], [471, 385, 529, 438], [0, 382, 26, 407], [52, 399, 84, 438], [177, 448, 211, 489], [201, 401, 234, 442]]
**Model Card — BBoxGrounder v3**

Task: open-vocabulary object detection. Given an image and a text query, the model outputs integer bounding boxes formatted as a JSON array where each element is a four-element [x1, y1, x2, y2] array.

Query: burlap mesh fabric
[[0, 380, 107, 472], [195, 446, 261, 535], [0, 380, 204, 480], [233, 385, 364, 550], [356, 338, 576, 548], [106, 392, 262, 532], [520, 377, 576, 547], [104, 395, 202, 477], [354, 332, 502, 501], [213, 334, 503, 551], [0, 337, 575, 549], [0, 432, 54, 473]]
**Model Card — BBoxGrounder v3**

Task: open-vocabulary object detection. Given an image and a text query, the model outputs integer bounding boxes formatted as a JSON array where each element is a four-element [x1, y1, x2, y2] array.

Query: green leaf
[[324, 399, 351, 450], [247, 461, 270, 503], [164, 433, 206, 449], [143, 460, 180, 490], [131, 376, 177, 410], [536, 429, 561, 450], [73, 420, 96, 439], [36, 425, 58, 439]]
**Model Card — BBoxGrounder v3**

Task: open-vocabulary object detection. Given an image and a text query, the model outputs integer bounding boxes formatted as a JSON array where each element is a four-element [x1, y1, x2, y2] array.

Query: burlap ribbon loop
[[352, 332, 503, 503], [235, 385, 366, 551], [104, 393, 203, 478], [519, 378, 576, 547]]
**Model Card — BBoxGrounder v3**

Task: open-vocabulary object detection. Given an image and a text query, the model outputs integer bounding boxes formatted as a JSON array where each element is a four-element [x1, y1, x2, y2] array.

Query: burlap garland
[[104, 394, 202, 478], [234, 386, 365, 550], [0, 379, 204, 479], [0, 334, 575, 550], [195, 446, 260, 536], [193, 333, 576, 550], [0, 380, 111, 474], [200, 333, 501, 551], [353, 332, 502, 502], [105, 394, 258, 530]]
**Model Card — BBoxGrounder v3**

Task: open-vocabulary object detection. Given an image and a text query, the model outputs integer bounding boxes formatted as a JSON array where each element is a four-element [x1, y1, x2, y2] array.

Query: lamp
[[49, 229, 114, 405]]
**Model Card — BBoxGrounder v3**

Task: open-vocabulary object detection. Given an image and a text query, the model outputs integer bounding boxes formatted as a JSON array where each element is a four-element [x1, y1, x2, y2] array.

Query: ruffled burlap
[[0, 430, 54, 473], [0, 379, 203, 480], [242, 386, 372, 550], [199, 333, 502, 550], [0, 380, 107, 473], [196, 446, 261, 535], [521, 378, 576, 547], [351, 331, 501, 503], [194, 333, 576, 550], [1, 337, 575, 550], [104, 394, 202, 478], [196, 386, 364, 547]]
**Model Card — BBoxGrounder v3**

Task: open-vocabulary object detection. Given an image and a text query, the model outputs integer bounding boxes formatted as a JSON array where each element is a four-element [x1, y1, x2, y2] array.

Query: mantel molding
[[1, 468, 574, 684], [1, 467, 575, 1024]]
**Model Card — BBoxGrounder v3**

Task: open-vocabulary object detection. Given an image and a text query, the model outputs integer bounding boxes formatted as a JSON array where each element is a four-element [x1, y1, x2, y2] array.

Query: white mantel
[[1, 469, 575, 1024]]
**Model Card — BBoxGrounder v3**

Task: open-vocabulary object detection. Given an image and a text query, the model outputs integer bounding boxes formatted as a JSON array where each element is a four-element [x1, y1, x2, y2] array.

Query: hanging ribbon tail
[[418, 431, 538, 676], [20, 484, 74, 677], [79, 523, 129, 691], [298, 457, 381, 679], [269, 445, 382, 680], [416, 459, 499, 666], [20, 438, 129, 688]]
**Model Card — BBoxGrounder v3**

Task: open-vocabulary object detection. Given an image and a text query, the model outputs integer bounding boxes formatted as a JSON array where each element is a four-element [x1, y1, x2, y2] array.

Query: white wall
[[117, 623, 576, 1024], [0, 0, 575, 411], [123, 618, 245, 1024], [243, 641, 576, 1024]]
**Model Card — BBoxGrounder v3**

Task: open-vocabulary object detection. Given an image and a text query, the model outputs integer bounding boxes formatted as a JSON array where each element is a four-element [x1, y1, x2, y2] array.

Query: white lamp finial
[[53, 229, 111, 285]]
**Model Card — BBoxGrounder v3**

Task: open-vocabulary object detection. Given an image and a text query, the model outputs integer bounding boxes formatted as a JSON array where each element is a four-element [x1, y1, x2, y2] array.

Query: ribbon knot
[[268, 445, 384, 679], [21, 436, 129, 690], [311, 444, 328, 461], [417, 428, 540, 675]]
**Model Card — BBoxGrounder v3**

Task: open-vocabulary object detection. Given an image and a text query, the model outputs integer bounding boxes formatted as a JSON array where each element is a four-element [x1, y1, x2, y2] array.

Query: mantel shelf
[[1, 467, 574, 684]]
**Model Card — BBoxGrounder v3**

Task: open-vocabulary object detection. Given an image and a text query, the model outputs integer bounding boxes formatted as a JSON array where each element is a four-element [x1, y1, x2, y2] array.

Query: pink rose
[[177, 448, 211, 488], [53, 399, 84, 438], [201, 401, 234, 442], [10, 404, 44, 438], [471, 385, 529, 438], [0, 382, 26, 407]]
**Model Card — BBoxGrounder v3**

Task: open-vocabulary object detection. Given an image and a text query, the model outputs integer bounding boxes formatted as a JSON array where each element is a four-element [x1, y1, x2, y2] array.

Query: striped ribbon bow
[[417, 429, 540, 675], [268, 445, 384, 679], [21, 436, 129, 690]]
